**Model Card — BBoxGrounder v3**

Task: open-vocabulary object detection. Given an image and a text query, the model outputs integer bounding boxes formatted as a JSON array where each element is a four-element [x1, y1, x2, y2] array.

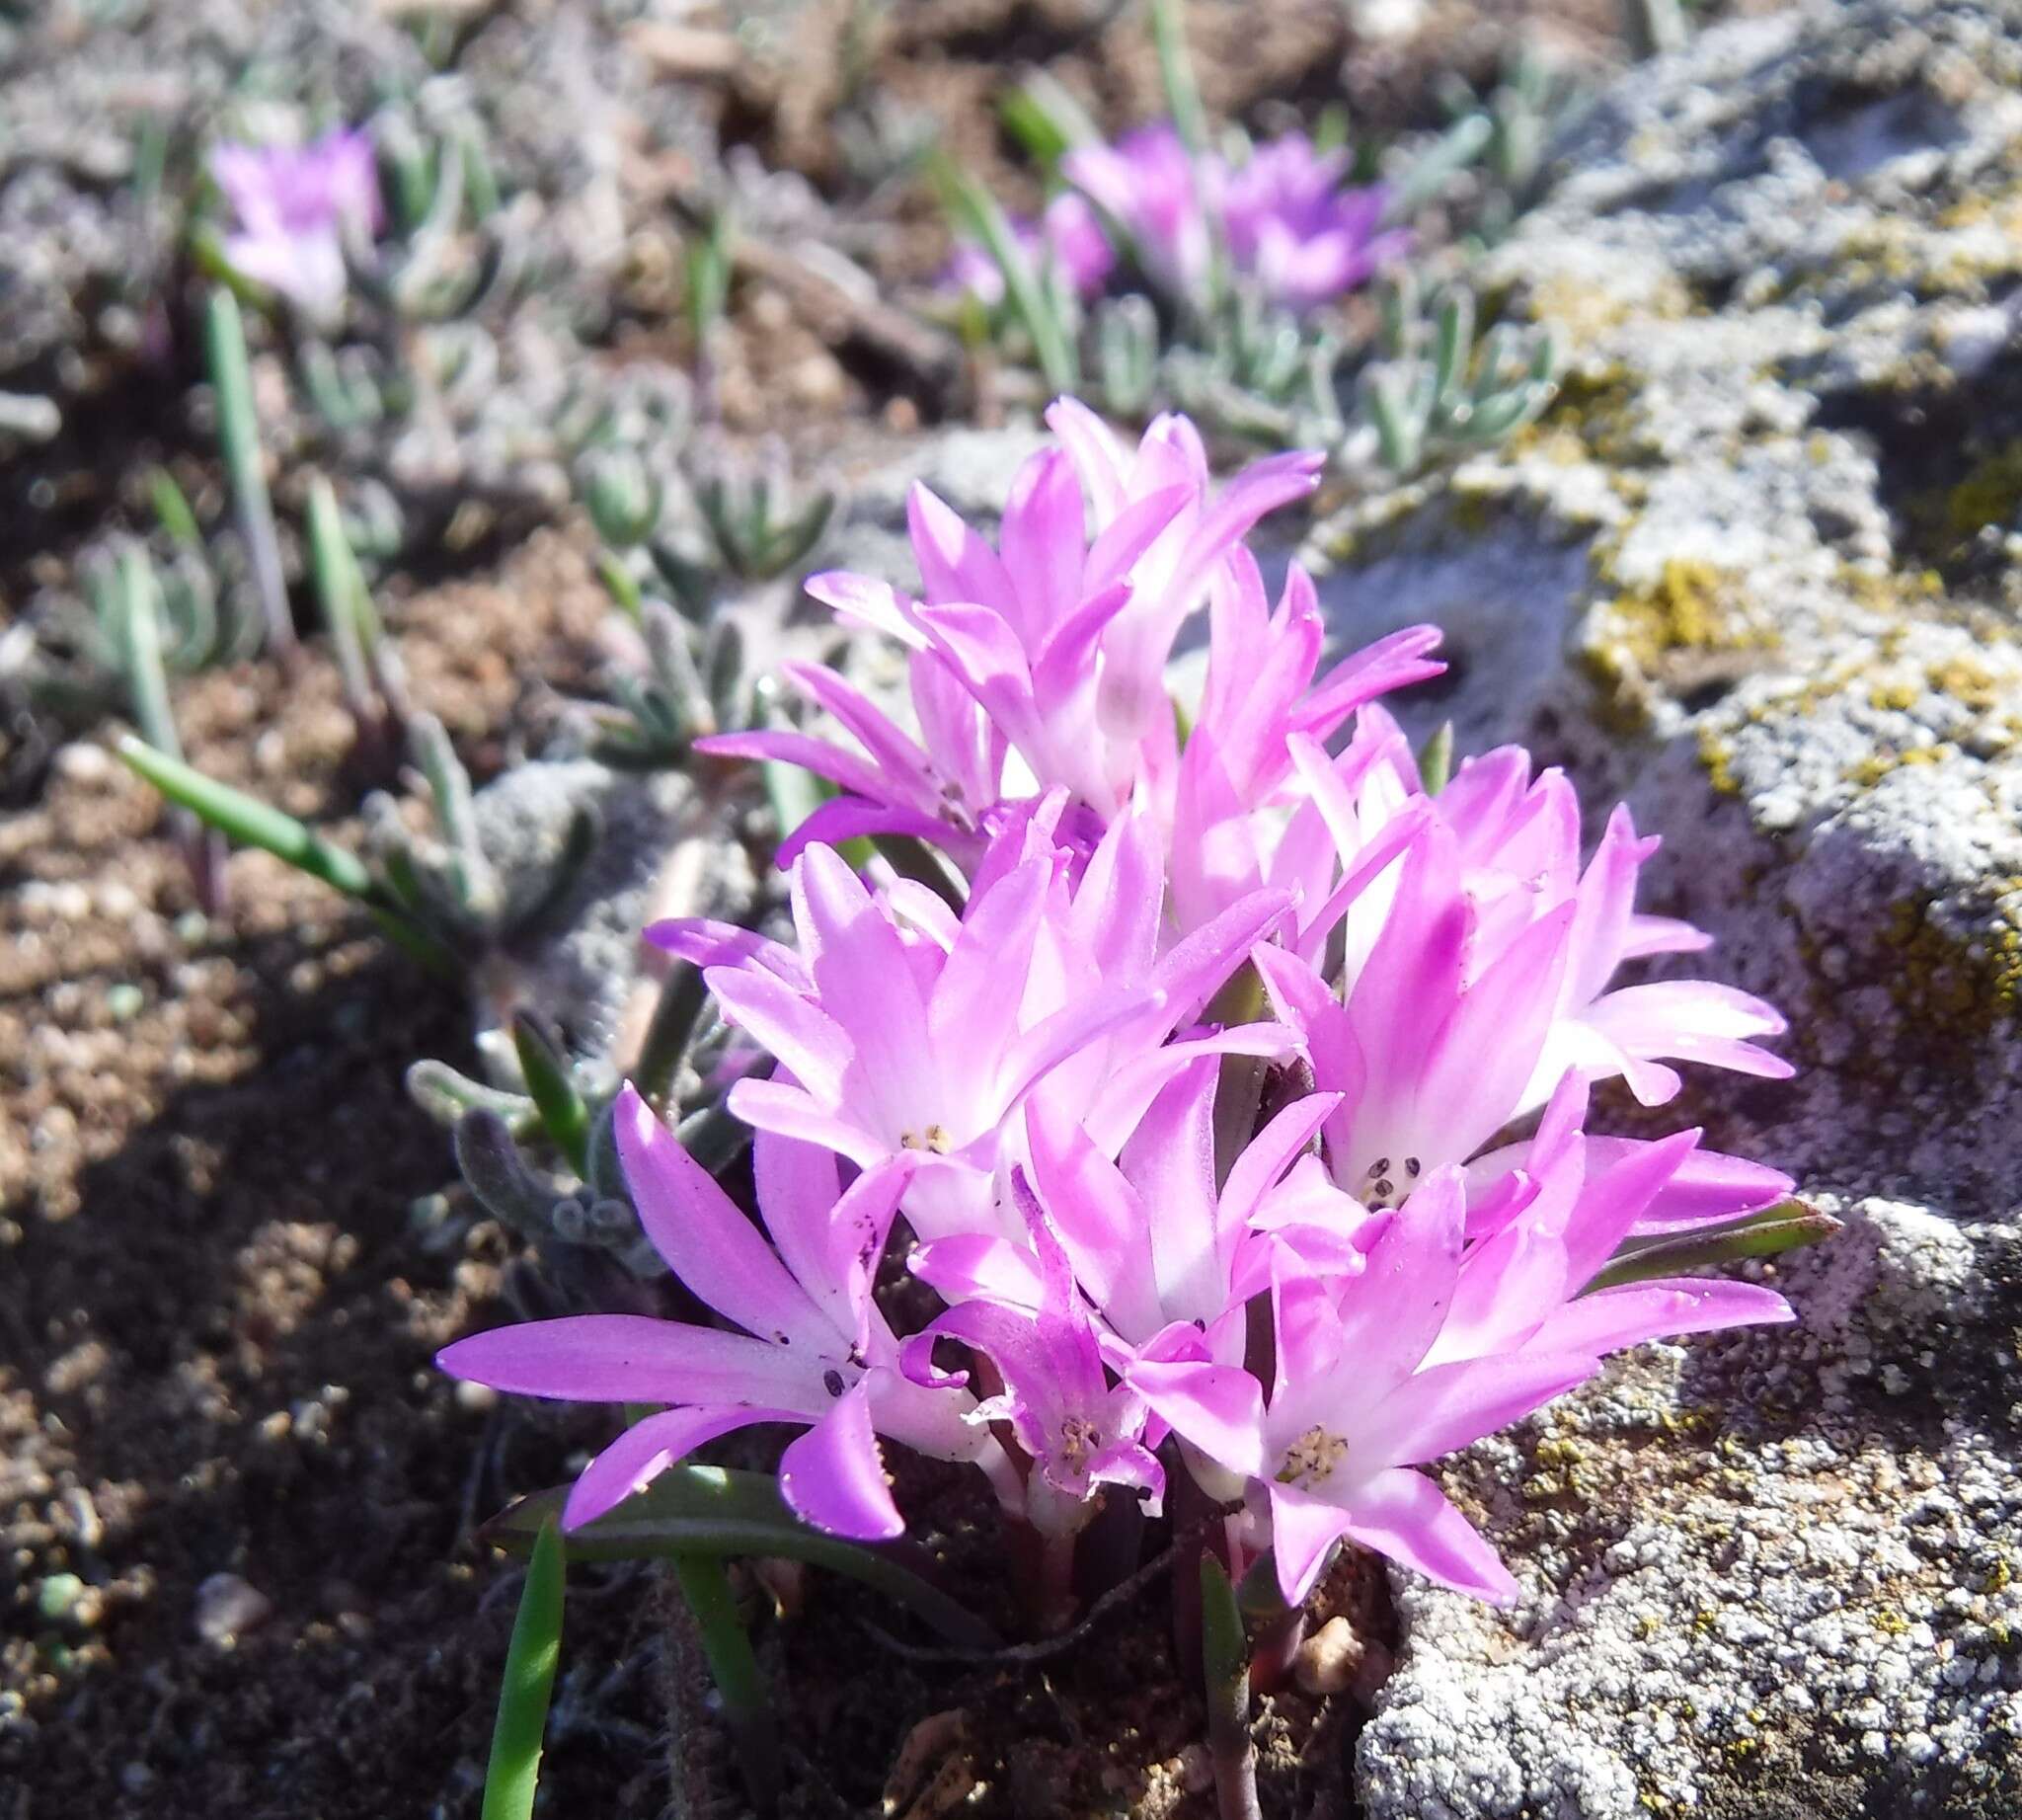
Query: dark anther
[[823, 1369, 846, 1397]]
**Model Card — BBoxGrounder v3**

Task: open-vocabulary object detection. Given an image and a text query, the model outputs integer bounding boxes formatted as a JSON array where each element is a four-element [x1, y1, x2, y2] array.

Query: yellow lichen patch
[[1522, 362, 1651, 467], [1868, 678, 1922, 712], [1606, 558, 1778, 668], [1945, 442, 2022, 540], [1698, 729, 1740, 794], [1877, 890, 2022, 1041], [1526, 272, 1691, 342], [1928, 655, 2004, 710]]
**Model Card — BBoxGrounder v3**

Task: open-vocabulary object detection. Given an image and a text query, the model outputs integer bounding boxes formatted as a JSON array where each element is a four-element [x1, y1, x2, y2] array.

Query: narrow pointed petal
[[1525, 1279, 1792, 1356], [704, 969, 851, 1106], [1358, 1351, 1599, 1468], [1340, 1466, 1519, 1606], [1128, 1359, 1268, 1478], [727, 1077, 892, 1169], [908, 481, 1014, 608], [779, 1379, 905, 1540], [1269, 1482, 1357, 1605], [437, 1315, 810, 1407], [615, 1086, 833, 1347], [564, 1405, 792, 1530]]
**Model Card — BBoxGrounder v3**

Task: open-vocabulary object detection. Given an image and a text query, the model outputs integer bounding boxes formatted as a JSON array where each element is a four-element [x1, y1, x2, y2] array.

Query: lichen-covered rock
[[465, 757, 754, 1077], [1304, 2, 2022, 1812]]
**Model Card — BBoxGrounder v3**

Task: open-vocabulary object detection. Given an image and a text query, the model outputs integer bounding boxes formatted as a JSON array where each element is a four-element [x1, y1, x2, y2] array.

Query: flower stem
[[1199, 1553, 1263, 1820]]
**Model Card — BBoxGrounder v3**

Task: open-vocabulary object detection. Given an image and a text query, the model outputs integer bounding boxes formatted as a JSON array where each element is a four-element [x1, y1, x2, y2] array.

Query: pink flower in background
[[210, 128, 381, 317], [942, 193, 1116, 306], [435, 1091, 1008, 1540], [1218, 133, 1408, 313], [1062, 122, 1406, 313], [1063, 123, 1216, 298]]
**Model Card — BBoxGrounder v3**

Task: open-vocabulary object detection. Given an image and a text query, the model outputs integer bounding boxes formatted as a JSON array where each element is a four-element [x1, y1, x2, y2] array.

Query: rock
[[1304, 3, 2022, 1814], [465, 758, 756, 1072], [193, 1572, 272, 1646]]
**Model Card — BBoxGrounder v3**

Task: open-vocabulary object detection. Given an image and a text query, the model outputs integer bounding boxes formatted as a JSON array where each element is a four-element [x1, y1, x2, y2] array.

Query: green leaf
[[481, 1516, 564, 1820], [203, 286, 294, 655], [930, 154, 1078, 394], [1583, 1201, 1842, 1295], [597, 552, 645, 623], [147, 467, 202, 549], [1199, 1553, 1262, 1820], [483, 1468, 1000, 1650], [117, 736, 374, 899], [512, 1013, 592, 1178], [1417, 721, 1454, 796], [307, 475, 379, 724], [670, 1552, 779, 1816], [1151, 0, 1209, 156], [1000, 73, 1103, 166]]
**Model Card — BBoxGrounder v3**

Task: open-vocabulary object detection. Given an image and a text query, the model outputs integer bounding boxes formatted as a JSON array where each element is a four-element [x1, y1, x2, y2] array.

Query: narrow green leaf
[[1417, 721, 1454, 796], [930, 155, 1078, 393], [481, 1517, 564, 1820], [512, 1013, 592, 1178], [1583, 1202, 1842, 1295], [633, 963, 708, 1109], [596, 552, 645, 623], [117, 736, 375, 899], [761, 758, 829, 847], [1151, 0, 1209, 156], [1000, 73, 1103, 166], [483, 1469, 1000, 1650], [1200, 1553, 1262, 1820], [308, 475, 376, 724], [202, 286, 294, 654], [1383, 112, 1494, 226], [147, 467, 202, 549], [670, 1552, 779, 1816]]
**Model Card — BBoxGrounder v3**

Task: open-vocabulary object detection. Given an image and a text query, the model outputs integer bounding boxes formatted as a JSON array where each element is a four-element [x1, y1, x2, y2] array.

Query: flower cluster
[[441, 401, 1796, 1615], [210, 128, 381, 319], [943, 125, 1405, 319], [1062, 124, 1407, 314]]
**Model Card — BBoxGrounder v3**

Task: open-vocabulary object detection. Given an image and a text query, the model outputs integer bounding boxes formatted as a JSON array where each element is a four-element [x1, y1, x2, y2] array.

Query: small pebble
[[36, 1573, 86, 1624], [106, 984, 144, 1022], [194, 1573, 272, 1646], [54, 743, 113, 784], [1295, 1616, 1367, 1695]]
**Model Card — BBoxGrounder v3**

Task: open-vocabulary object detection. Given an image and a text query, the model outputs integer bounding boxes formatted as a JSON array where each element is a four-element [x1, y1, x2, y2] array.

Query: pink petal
[[999, 448, 1086, 641], [1358, 1350, 1599, 1468], [908, 482, 1014, 609], [697, 729, 895, 807], [564, 1405, 793, 1530], [779, 1378, 905, 1540], [1127, 1359, 1268, 1478], [436, 1314, 809, 1407], [1268, 1482, 1357, 1605], [703, 969, 851, 1105], [726, 1077, 891, 1169], [614, 1086, 833, 1348], [1526, 1279, 1792, 1355], [1340, 1466, 1519, 1606]]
